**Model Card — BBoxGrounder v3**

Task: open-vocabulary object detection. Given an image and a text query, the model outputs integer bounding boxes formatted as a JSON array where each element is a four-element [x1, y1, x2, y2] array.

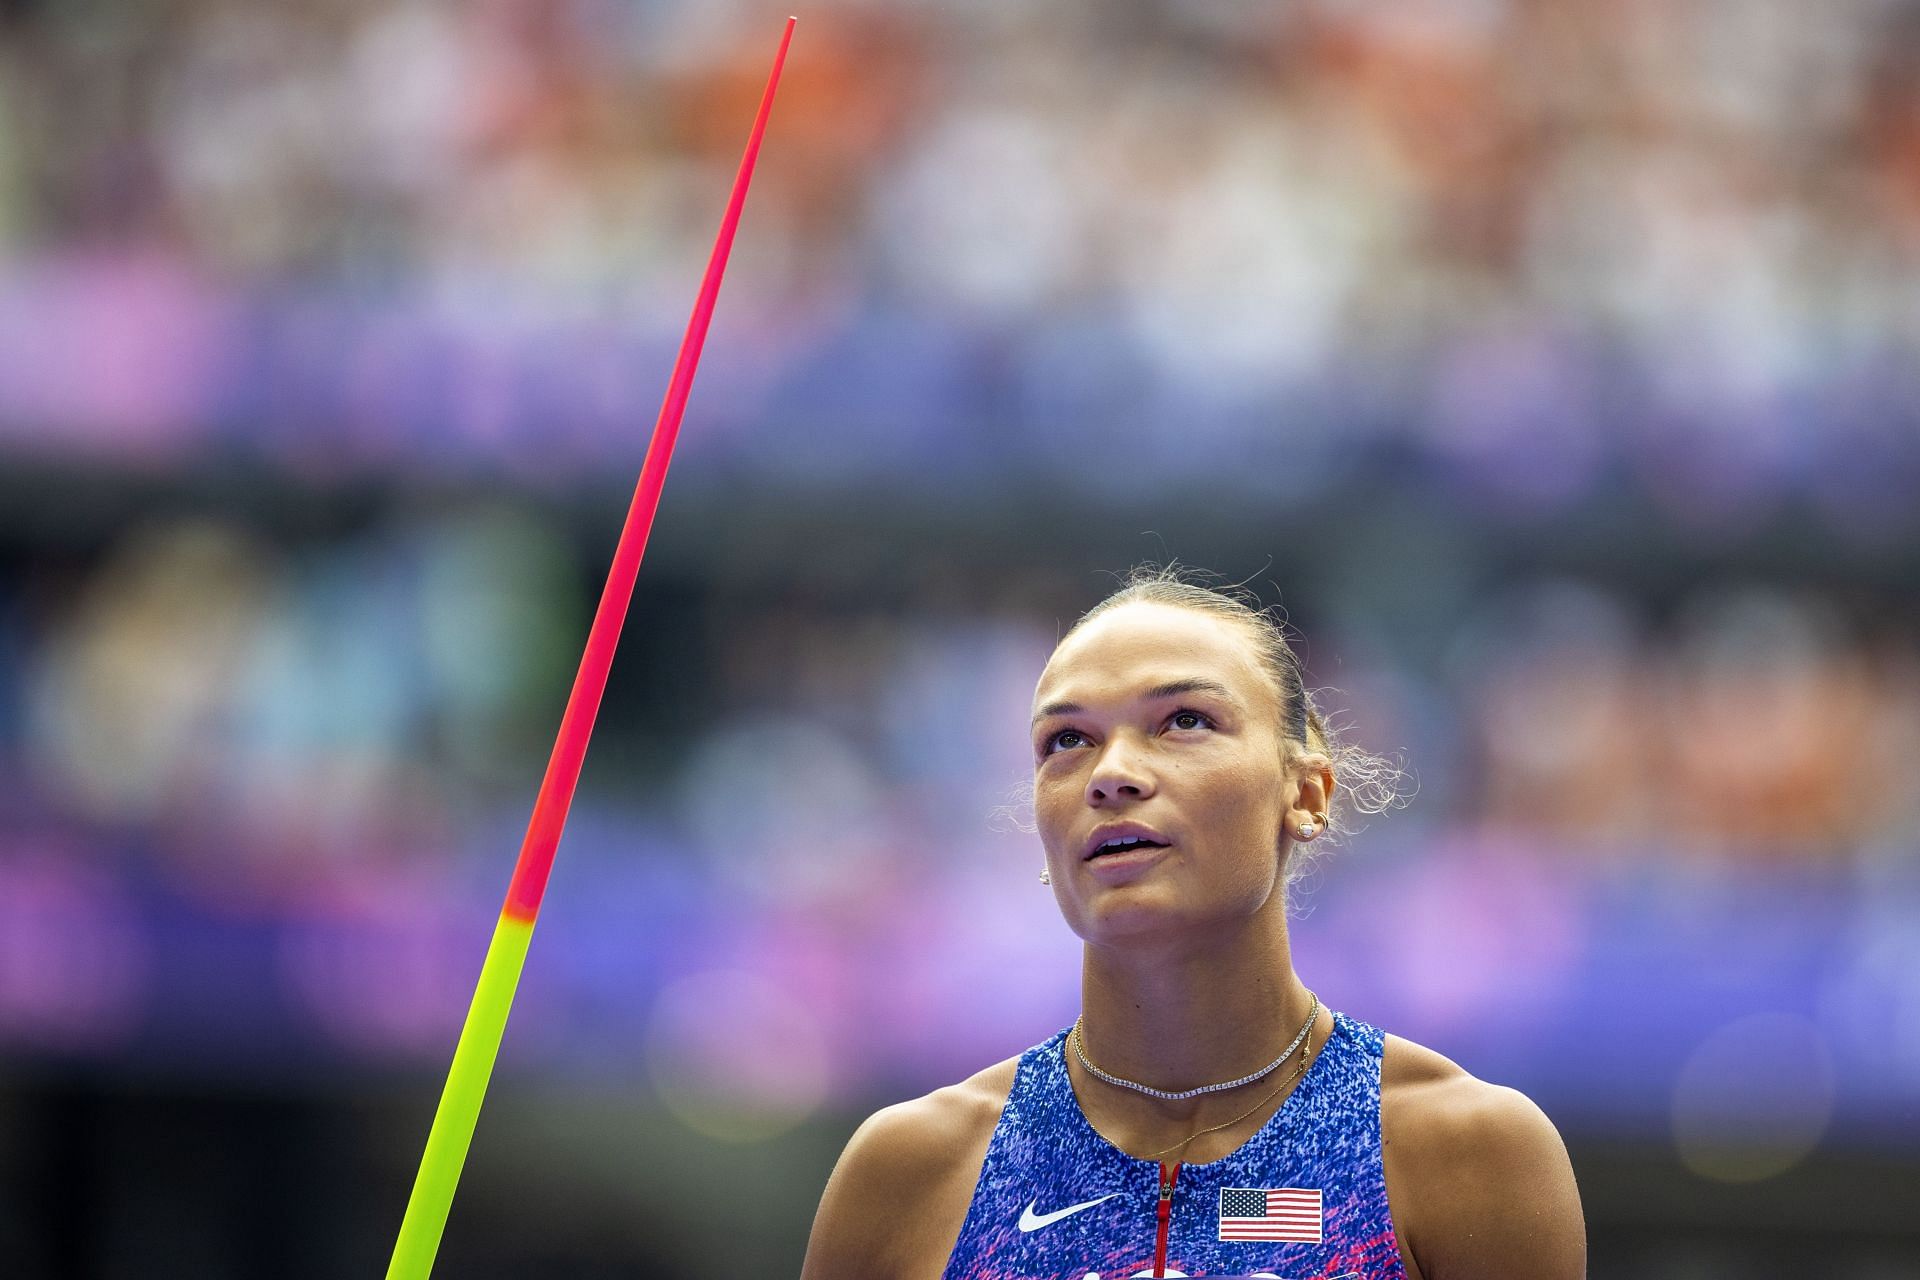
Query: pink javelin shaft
[[503, 15, 795, 921], [389, 23, 794, 1275]]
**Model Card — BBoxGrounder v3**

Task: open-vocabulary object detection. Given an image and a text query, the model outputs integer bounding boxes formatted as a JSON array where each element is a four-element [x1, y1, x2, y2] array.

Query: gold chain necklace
[[1137, 1012, 1319, 1162], [1068, 1000, 1325, 1163], [1071, 992, 1319, 1100]]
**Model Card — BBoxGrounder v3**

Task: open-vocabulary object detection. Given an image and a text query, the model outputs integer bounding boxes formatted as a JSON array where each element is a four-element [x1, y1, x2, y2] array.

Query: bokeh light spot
[[1671, 1012, 1834, 1183], [644, 969, 831, 1144]]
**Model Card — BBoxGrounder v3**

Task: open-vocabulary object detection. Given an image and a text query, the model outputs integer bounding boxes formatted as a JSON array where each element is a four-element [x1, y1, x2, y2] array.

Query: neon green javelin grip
[[386, 18, 794, 1277]]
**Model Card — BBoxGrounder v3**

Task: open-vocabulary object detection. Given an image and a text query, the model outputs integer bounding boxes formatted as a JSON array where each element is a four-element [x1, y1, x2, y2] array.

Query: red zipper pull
[[1153, 1160, 1181, 1278]]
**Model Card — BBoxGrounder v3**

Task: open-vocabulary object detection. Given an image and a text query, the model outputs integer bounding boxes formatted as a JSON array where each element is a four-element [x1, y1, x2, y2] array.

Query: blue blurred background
[[0, 0, 1917, 1275]]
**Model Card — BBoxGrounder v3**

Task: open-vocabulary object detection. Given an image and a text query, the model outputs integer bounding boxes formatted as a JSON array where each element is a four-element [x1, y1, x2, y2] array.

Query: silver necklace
[[1069, 991, 1320, 1102]]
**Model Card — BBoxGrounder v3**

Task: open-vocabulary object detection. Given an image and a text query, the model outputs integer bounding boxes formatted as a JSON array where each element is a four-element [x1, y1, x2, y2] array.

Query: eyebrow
[[1031, 677, 1239, 724]]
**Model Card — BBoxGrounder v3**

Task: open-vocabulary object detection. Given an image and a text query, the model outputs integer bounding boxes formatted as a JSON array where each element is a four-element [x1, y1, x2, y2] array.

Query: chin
[[1072, 886, 1274, 944], [1066, 891, 1196, 944]]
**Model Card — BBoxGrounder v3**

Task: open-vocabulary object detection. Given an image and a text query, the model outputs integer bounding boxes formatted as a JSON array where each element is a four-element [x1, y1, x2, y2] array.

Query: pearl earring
[[1295, 821, 1317, 840]]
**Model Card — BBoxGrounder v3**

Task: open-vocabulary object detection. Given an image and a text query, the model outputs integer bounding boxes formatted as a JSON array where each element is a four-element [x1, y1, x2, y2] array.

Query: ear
[[1284, 750, 1336, 841]]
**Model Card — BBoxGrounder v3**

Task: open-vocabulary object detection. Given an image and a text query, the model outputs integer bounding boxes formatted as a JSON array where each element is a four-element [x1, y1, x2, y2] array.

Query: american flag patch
[[1217, 1186, 1323, 1242]]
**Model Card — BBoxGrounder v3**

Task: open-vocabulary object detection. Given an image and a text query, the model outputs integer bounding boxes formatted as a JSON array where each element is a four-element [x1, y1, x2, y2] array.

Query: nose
[[1085, 734, 1156, 806]]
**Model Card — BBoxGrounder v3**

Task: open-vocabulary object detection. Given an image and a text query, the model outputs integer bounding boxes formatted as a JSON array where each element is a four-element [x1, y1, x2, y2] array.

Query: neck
[[1073, 908, 1314, 1124]]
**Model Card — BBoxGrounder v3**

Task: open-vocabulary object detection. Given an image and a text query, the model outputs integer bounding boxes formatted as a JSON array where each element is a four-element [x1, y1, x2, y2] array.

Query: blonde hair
[[1064, 563, 1410, 878]]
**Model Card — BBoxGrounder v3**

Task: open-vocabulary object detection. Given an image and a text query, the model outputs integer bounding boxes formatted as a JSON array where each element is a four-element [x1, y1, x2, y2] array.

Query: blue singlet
[[939, 1010, 1409, 1280]]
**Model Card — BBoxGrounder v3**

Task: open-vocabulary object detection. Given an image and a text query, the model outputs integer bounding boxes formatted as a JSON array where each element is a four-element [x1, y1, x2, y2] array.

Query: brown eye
[[1046, 729, 1089, 754], [1170, 710, 1211, 731]]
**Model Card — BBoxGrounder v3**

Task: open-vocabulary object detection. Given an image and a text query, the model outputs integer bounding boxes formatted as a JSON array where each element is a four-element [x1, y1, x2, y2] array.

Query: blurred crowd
[[1, 506, 1913, 1114], [5, 510, 1914, 889], [1, 0, 1918, 522], [4, 502, 1917, 1116], [0, 8, 1915, 1270], [0, 0, 1917, 1139]]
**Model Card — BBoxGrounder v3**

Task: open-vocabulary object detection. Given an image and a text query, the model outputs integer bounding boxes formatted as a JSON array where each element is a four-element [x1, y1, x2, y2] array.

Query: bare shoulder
[[858, 1053, 1018, 1178], [1380, 1034, 1568, 1179], [1380, 1034, 1586, 1280], [798, 1053, 1020, 1280]]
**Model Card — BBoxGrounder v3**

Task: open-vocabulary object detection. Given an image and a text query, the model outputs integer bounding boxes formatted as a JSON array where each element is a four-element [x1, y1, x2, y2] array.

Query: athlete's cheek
[[1033, 796, 1078, 855]]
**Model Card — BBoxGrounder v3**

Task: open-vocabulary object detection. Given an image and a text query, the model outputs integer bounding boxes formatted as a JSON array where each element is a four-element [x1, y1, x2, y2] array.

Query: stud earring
[[1039, 866, 1051, 885], [1295, 821, 1317, 840]]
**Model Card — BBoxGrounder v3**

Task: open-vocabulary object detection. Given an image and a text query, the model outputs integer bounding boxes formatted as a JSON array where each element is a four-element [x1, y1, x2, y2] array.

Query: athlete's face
[[1030, 602, 1321, 942]]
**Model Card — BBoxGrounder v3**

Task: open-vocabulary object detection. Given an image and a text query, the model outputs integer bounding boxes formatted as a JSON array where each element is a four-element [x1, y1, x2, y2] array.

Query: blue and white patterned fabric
[[940, 1010, 1409, 1280]]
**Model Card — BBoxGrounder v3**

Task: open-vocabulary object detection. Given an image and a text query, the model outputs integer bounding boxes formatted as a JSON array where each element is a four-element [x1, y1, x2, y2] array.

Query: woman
[[800, 567, 1586, 1279]]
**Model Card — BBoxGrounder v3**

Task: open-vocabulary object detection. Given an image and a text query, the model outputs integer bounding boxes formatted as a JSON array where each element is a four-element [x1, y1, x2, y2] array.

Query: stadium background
[[0, 0, 1916, 1275]]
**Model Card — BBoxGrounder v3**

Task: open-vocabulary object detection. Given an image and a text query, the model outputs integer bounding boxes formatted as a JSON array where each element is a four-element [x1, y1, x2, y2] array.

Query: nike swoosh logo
[[1017, 1193, 1121, 1232]]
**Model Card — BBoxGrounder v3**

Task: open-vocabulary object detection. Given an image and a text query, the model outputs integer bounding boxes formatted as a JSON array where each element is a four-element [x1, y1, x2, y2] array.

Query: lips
[[1082, 822, 1172, 861]]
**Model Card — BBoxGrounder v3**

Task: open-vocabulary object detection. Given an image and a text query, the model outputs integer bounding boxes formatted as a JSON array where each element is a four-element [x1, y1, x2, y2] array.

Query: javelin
[[386, 17, 796, 1277]]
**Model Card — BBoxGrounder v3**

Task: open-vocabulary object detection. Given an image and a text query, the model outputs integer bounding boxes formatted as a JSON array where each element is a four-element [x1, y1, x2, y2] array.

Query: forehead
[[1033, 602, 1270, 712]]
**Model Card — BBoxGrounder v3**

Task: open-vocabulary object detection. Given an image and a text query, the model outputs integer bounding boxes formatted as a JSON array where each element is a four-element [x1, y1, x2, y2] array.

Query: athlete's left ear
[[1283, 750, 1335, 843]]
